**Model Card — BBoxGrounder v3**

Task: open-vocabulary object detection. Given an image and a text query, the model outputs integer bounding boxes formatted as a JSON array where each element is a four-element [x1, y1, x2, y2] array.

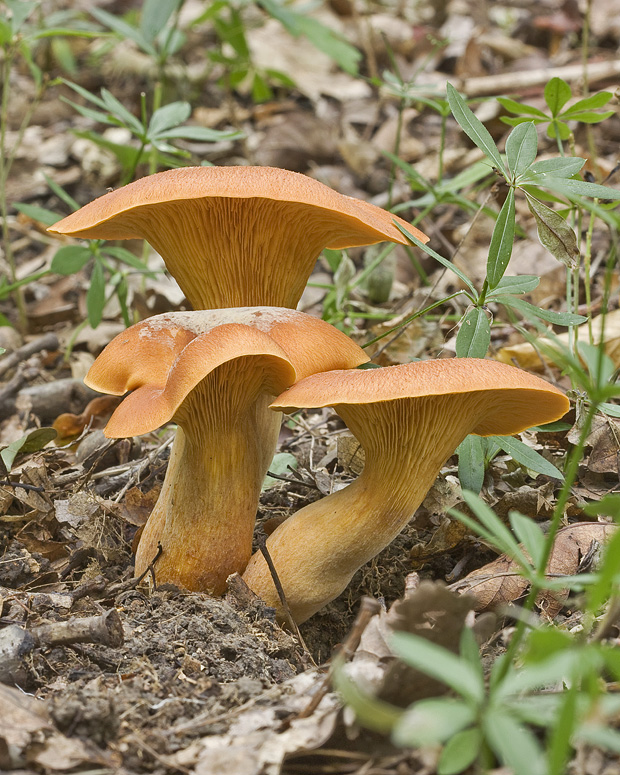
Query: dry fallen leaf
[[451, 522, 617, 615]]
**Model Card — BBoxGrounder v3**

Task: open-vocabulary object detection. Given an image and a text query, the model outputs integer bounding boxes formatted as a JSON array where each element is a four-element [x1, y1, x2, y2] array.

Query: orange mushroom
[[86, 307, 369, 593], [48, 166, 429, 309], [242, 359, 569, 623]]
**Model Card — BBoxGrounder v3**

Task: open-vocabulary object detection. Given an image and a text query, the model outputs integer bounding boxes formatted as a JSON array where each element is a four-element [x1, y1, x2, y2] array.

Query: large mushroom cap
[[48, 167, 429, 309], [271, 358, 569, 435], [86, 307, 370, 438]]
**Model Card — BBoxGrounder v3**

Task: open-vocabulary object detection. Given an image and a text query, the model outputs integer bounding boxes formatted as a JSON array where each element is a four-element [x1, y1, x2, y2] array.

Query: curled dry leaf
[[451, 522, 617, 616]]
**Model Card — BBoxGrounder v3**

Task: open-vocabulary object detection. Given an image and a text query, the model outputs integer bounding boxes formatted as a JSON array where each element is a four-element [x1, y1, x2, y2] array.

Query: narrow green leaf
[[509, 511, 545, 568], [456, 434, 484, 494], [563, 110, 615, 124], [395, 223, 477, 295], [527, 157, 585, 178], [491, 434, 564, 479], [525, 193, 579, 268], [86, 260, 106, 328], [90, 6, 156, 57], [577, 341, 616, 384], [1, 427, 57, 472], [563, 91, 612, 113], [542, 177, 620, 200], [483, 711, 546, 775], [446, 83, 505, 173], [544, 77, 572, 116], [103, 246, 156, 275], [13, 203, 61, 227], [390, 632, 485, 703], [439, 727, 482, 775], [157, 125, 243, 142], [332, 659, 402, 733], [263, 452, 298, 490], [497, 97, 548, 119], [455, 307, 490, 358], [500, 295, 587, 326], [392, 698, 475, 747], [148, 101, 191, 136], [505, 122, 538, 178], [460, 490, 530, 565], [100, 88, 144, 135], [43, 173, 80, 211], [6, 0, 37, 33], [486, 187, 515, 288], [488, 275, 540, 296], [51, 245, 92, 275], [140, 0, 180, 43], [583, 494, 620, 519], [457, 435, 485, 494]]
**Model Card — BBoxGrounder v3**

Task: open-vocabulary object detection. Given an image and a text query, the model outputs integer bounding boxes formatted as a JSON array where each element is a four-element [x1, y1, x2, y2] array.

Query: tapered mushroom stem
[[136, 369, 282, 593], [242, 359, 570, 623], [86, 309, 369, 593], [242, 394, 487, 622]]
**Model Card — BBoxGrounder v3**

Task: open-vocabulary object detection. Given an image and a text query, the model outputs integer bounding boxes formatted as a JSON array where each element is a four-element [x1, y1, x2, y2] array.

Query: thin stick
[[257, 534, 312, 658]]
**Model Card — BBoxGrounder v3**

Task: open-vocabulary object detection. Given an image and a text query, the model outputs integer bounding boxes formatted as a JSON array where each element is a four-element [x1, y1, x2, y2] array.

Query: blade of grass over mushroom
[[395, 223, 477, 295], [48, 166, 429, 310], [242, 359, 569, 623], [86, 307, 369, 594]]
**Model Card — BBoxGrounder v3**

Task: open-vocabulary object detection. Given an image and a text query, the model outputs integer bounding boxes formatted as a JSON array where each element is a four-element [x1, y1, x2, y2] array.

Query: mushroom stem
[[242, 394, 489, 623], [135, 374, 282, 595]]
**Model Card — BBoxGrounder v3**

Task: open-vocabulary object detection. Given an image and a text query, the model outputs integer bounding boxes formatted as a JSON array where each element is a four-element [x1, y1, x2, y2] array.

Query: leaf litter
[[2, 0, 620, 772]]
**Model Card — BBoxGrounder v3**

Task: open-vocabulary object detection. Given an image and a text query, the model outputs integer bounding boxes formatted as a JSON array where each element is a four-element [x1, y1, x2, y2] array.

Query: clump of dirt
[[26, 587, 305, 766]]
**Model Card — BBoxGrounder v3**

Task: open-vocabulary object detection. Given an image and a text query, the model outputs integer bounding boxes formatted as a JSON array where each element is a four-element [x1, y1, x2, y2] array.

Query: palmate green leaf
[[486, 187, 515, 288], [439, 727, 482, 775], [392, 698, 475, 747], [509, 511, 545, 568], [491, 434, 564, 479], [446, 83, 505, 173], [544, 77, 572, 115], [455, 307, 490, 358], [390, 632, 485, 704], [86, 260, 106, 328], [51, 245, 92, 275], [483, 710, 546, 775], [505, 122, 538, 178], [525, 193, 579, 268], [457, 435, 485, 494]]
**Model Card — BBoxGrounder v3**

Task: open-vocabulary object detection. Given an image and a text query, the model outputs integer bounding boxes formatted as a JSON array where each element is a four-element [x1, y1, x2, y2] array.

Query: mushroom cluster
[[51, 165, 569, 623]]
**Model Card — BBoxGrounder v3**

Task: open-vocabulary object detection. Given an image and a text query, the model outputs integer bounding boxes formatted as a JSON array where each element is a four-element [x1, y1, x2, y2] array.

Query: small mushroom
[[48, 166, 428, 309], [86, 307, 368, 593], [242, 359, 570, 623]]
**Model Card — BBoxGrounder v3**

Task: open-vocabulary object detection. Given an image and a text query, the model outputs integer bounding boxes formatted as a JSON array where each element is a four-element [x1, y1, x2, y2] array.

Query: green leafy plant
[[498, 77, 614, 146], [61, 80, 242, 183]]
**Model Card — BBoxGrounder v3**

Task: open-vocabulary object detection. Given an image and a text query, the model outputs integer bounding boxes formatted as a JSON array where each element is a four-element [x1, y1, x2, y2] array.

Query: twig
[[0, 332, 58, 378], [257, 533, 313, 660], [296, 596, 381, 720]]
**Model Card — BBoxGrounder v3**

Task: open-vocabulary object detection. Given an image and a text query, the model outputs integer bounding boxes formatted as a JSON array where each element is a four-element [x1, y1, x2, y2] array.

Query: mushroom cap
[[270, 358, 569, 436], [86, 307, 369, 438], [48, 166, 427, 249]]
